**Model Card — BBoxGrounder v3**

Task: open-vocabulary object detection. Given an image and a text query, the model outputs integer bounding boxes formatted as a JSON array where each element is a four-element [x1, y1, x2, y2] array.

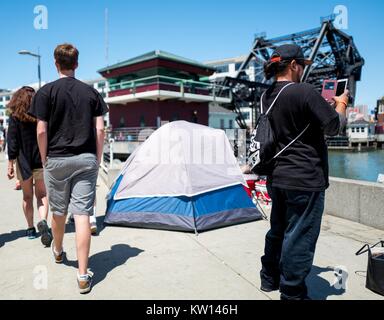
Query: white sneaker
[[78, 270, 94, 294], [90, 222, 97, 235]]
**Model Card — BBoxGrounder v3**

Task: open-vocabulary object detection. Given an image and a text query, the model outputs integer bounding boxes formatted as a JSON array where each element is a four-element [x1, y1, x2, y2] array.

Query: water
[[328, 149, 384, 182]]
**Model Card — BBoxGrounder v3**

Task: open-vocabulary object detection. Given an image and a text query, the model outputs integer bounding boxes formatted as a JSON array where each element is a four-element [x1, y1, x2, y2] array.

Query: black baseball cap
[[269, 44, 312, 66]]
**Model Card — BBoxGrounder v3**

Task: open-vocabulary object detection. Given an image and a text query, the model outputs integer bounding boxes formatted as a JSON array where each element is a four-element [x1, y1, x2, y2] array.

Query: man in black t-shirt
[[258, 44, 348, 300], [29, 44, 108, 294]]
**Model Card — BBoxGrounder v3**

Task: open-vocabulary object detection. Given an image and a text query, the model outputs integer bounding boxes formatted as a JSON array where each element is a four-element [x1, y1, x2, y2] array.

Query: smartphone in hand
[[321, 79, 348, 103]]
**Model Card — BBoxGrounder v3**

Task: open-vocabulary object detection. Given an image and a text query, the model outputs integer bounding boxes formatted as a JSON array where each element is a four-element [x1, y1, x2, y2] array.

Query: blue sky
[[0, 0, 383, 110]]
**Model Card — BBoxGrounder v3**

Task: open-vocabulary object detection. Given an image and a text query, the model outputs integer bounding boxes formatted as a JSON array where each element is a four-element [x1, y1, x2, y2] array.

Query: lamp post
[[18, 50, 41, 89]]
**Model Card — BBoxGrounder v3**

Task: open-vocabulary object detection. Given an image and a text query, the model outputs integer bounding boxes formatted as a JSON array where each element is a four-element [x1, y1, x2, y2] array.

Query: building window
[[229, 119, 233, 129], [235, 62, 243, 71], [98, 81, 106, 88], [5, 96, 10, 101], [356, 128, 360, 133], [241, 112, 250, 120], [361, 127, 365, 133], [215, 64, 229, 73], [351, 128, 355, 133], [220, 119, 225, 129]]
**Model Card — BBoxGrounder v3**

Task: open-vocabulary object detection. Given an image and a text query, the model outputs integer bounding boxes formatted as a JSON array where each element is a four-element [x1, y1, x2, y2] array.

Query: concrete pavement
[[0, 153, 383, 300]]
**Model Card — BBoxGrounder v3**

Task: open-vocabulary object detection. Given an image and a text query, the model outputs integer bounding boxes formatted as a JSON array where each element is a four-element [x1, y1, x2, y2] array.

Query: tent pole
[[191, 199, 199, 236]]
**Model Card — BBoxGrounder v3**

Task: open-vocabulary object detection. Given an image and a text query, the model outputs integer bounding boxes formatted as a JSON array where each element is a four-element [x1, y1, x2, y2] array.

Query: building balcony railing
[[106, 75, 232, 101], [106, 127, 157, 142], [326, 135, 349, 147]]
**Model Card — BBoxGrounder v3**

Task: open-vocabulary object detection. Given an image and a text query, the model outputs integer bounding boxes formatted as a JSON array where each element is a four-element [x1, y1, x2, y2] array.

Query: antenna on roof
[[105, 8, 109, 66]]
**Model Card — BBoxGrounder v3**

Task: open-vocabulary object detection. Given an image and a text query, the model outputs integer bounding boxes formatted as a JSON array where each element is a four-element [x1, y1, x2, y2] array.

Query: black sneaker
[[260, 272, 280, 292], [260, 284, 279, 292], [260, 279, 279, 292], [37, 220, 53, 247], [26, 227, 37, 239], [68, 214, 75, 224]]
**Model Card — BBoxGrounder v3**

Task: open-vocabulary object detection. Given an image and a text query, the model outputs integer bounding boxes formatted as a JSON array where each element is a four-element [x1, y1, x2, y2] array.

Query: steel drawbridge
[[217, 16, 365, 129]]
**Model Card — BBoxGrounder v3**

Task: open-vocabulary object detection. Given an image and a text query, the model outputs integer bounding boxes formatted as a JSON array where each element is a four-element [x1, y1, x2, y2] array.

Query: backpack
[[248, 82, 309, 176]]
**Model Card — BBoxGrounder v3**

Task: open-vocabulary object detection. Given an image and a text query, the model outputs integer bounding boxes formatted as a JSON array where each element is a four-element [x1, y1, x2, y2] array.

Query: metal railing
[[107, 75, 232, 100], [109, 127, 157, 142], [100, 127, 157, 172], [100, 139, 114, 172], [326, 136, 349, 147]]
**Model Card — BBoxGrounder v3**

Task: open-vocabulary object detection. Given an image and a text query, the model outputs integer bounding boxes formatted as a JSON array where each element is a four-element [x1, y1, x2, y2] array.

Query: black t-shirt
[[7, 116, 42, 180], [29, 77, 109, 157], [264, 81, 340, 192]]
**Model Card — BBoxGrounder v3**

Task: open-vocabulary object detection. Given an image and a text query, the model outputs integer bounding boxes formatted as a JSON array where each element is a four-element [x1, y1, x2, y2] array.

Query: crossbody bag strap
[[355, 244, 370, 256], [261, 82, 294, 115], [273, 123, 310, 160], [260, 82, 310, 160]]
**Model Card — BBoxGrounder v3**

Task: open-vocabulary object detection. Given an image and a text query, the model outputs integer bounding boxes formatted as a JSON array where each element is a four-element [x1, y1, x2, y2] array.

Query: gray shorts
[[44, 153, 99, 216]]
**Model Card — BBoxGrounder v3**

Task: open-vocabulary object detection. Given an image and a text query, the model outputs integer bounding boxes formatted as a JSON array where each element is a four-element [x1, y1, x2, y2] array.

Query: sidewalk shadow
[[0, 230, 26, 248], [94, 215, 107, 235], [63, 244, 144, 288], [306, 265, 346, 300]]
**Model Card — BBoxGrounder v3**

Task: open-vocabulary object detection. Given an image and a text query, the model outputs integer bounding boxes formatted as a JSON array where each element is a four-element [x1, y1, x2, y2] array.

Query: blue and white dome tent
[[105, 121, 262, 232]]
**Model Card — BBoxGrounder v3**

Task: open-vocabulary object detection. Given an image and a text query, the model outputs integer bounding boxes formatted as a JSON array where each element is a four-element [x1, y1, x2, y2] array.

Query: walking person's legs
[[35, 177, 49, 221], [260, 185, 287, 291], [74, 215, 91, 275], [44, 154, 97, 293], [35, 176, 53, 247], [73, 212, 93, 294], [279, 190, 325, 300], [20, 177, 36, 238], [51, 213, 66, 262], [43, 158, 70, 262], [69, 154, 98, 294]]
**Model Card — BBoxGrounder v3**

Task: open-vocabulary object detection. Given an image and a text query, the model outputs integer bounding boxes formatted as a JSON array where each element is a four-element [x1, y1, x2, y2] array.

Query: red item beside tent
[[242, 175, 271, 203], [244, 180, 255, 198]]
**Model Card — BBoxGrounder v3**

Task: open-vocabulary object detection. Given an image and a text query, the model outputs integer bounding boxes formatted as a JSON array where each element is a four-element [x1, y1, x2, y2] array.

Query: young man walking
[[258, 44, 348, 300], [29, 43, 108, 294]]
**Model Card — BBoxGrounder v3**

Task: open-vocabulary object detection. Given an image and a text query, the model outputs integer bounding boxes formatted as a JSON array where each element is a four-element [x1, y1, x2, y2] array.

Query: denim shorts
[[44, 153, 99, 216]]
